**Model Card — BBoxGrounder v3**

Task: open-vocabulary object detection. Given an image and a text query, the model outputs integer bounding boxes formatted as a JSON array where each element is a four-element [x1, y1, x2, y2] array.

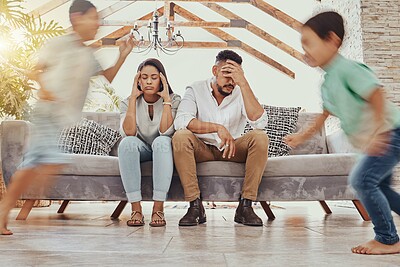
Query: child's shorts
[[18, 107, 71, 169]]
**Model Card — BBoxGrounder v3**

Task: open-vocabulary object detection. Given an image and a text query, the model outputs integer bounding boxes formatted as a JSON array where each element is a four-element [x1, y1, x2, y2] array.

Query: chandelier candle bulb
[[129, 9, 184, 55]]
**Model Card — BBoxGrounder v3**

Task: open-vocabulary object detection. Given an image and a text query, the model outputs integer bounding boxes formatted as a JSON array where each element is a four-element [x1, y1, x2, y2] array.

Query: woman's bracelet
[[163, 101, 172, 106]]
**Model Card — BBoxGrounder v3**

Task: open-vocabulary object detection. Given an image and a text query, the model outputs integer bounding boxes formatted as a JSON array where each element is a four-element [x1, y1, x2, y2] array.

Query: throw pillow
[[58, 118, 121, 156], [243, 105, 301, 157]]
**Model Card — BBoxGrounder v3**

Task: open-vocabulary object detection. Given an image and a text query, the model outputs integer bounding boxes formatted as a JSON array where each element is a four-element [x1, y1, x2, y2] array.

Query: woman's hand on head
[[131, 71, 143, 99], [157, 73, 171, 102]]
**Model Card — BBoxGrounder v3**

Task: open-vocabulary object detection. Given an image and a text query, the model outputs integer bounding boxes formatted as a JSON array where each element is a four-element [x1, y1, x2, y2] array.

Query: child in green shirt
[[285, 11, 400, 255]]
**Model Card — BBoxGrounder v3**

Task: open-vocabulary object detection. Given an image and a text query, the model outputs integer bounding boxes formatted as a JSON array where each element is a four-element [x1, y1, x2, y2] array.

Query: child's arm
[[366, 87, 390, 155], [28, 64, 56, 101], [368, 87, 385, 129], [284, 110, 330, 148], [101, 36, 134, 83]]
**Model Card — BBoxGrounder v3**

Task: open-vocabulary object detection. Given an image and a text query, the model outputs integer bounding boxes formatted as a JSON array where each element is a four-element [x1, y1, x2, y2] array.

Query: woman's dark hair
[[137, 58, 173, 94], [304, 11, 345, 45], [69, 0, 96, 15]]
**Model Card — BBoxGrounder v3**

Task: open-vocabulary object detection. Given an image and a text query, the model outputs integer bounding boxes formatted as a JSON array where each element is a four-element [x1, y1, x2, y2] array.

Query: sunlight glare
[[12, 28, 27, 45]]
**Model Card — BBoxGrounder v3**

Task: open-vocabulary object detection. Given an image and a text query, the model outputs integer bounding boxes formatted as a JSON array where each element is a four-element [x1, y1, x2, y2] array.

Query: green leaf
[[0, 0, 65, 119], [0, 0, 26, 28], [24, 15, 65, 45]]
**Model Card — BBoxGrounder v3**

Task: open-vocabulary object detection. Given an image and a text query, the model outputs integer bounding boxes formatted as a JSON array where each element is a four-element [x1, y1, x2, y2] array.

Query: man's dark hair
[[304, 11, 345, 44], [215, 50, 242, 65], [69, 0, 96, 15]]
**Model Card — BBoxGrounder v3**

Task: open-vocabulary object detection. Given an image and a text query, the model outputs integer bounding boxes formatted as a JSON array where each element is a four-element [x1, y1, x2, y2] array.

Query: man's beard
[[217, 84, 234, 97]]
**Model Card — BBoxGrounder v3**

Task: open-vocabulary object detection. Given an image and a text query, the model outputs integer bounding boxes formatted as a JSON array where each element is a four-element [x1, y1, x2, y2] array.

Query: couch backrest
[[82, 111, 328, 156], [290, 112, 328, 155], [83, 112, 120, 131]]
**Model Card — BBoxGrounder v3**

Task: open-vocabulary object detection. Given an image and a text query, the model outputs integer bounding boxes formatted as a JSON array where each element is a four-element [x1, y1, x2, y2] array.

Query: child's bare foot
[[1, 228, 13, 235], [0, 216, 12, 235], [351, 239, 400, 255], [0, 210, 13, 235]]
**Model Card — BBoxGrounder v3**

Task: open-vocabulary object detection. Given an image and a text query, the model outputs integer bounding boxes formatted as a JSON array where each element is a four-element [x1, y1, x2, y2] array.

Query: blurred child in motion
[[0, 0, 134, 235], [285, 11, 400, 255]]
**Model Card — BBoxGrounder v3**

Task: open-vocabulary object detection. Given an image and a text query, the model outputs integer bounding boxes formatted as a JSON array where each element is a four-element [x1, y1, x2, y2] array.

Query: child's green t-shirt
[[321, 54, 400, 150]]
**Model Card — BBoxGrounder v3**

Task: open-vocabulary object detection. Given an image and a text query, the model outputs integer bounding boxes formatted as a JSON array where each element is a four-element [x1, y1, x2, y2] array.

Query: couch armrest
[[1, 120, 31, 186], [326, 129, 356, 154]]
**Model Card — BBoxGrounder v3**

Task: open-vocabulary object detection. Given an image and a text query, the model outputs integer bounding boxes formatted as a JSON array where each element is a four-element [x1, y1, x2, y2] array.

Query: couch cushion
[[244, 105, 301, 157], [195, 154, 357, 177], [290, 113, 328, 155], [60, 154, 120, 175], [82, 112, 121, 156], [58, 118, 121, 156], [327, 129, 356, 153], [61, 153, 358, 178]]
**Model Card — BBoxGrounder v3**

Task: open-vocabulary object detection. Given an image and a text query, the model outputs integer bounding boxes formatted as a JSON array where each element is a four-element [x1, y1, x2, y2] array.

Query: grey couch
[[1, 112, 369, 221]]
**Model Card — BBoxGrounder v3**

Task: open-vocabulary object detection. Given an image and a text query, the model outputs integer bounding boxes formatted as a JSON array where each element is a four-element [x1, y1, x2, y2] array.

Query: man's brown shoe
[[179, 198, 207, 226], [234, 199, 263, 226]]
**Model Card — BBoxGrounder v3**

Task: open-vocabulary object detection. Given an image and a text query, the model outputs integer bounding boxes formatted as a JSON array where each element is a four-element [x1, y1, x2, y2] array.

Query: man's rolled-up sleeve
[[174, 87, 197, 130], [247, 109, 268, 130]]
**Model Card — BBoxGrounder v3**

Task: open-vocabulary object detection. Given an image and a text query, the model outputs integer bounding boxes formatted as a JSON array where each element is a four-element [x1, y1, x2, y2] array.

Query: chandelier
[[130, 11, 184, 55]]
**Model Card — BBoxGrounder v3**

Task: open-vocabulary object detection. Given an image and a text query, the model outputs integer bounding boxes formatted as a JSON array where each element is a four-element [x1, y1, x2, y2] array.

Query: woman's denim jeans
[[349, 127, 400, 245], [118, 136, 173, 202]]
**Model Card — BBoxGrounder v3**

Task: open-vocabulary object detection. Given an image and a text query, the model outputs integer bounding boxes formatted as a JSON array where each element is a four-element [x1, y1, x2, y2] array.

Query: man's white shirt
[[174, 78, 268, 149]]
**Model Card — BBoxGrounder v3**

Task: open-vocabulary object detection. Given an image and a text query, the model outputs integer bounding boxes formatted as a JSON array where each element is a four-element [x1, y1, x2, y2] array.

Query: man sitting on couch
[[173, 50, 269, 227]]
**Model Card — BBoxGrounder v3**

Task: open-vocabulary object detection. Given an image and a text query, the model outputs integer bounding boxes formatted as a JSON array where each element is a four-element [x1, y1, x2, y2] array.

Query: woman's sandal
[[127, 211, 145, 227], [149, 211, 166, 227]]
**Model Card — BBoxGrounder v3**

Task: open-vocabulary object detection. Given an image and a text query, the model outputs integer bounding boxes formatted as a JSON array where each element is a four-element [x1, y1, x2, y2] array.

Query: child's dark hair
[[215, 50, 243, 65], [69, 0, 96, 15], [304, 11, 345, 44]]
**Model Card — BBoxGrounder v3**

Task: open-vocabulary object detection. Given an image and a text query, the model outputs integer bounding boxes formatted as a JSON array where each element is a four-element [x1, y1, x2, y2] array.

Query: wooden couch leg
[[57, 200, 70, 214], [259, 201, 276, 220], [110, 201, 128, 220], [352, 200, 371, 221], [319, 201, 332, 215], [16, 200, 35, 220]]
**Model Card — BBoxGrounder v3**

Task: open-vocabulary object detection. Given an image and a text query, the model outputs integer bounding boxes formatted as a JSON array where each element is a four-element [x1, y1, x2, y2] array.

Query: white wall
[[95, 45, 323, 112]]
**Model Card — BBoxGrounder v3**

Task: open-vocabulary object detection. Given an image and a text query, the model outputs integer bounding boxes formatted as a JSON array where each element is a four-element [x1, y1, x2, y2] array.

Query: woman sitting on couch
[[118, 58, 181, 227]]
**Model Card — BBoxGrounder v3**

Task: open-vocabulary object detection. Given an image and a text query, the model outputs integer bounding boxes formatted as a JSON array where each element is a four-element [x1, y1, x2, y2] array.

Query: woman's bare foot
[[351, 239, 400, 255]]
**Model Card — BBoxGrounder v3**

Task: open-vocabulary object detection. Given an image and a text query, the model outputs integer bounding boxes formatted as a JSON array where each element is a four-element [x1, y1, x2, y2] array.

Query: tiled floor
[[0, 201, 399, 267]]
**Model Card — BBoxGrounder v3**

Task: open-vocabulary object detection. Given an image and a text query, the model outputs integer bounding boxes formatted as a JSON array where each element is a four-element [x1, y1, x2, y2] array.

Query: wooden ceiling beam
[[203, 3, 304, 63], [28, 0, 69, 17], [103, 0, 303, 32], [249, 0, 303, 32], [90, 7, 165, 48], [91, 41, 227, 49], [98, 2, 136, 19], [101, 20, 230, 28], [106, 0, 243, 2], [66, 2, 136, 32], [174, 4, 295, 78]]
